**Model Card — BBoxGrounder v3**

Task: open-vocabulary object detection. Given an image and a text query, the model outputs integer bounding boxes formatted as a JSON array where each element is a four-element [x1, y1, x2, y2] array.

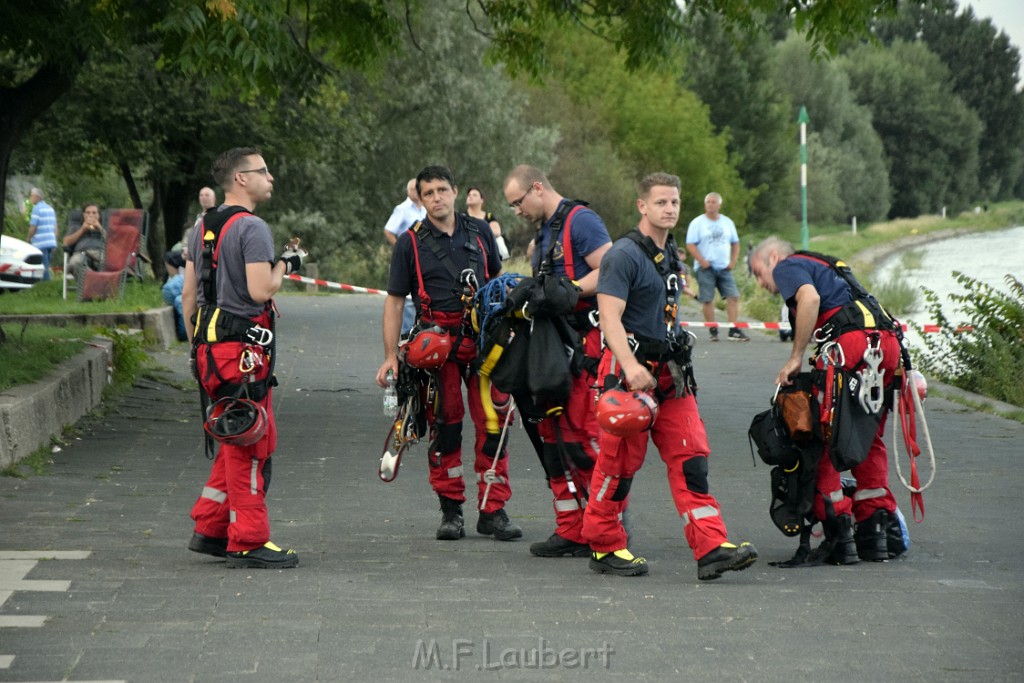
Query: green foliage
[[841, 40, 982, 218], [874, 1, 1024, 201], [772, 32, 891, 223], [914, 273, 1024, 408], [681, 13, 796, 231], [0, 279, 163, 315], [101, 327, 148, 390], [0, 324, 89, 392]]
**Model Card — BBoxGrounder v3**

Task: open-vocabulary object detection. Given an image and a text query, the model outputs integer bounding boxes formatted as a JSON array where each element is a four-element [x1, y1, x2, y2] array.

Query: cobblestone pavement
[[1, 294, 1021, 682]]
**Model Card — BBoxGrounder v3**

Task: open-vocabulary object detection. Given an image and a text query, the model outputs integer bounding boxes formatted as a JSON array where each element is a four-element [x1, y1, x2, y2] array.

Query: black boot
[[436, 496, 465, 541], [803, 514, 858, 566], [477, 508, 523, 541], [856, 509, 890, 561]]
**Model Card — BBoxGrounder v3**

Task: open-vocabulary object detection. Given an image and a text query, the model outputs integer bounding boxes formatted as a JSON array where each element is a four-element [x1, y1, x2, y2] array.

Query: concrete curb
[[0, 338, 113, 469], [0, 306, 176, 351]]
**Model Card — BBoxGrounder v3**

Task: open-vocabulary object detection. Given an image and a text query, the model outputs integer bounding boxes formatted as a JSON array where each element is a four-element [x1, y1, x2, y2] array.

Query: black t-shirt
[[387, 213, 501, 313]]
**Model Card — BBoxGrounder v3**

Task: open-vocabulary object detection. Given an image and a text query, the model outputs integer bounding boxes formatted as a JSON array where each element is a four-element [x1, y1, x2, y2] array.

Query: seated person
[[162, 272, 187, 341], [164, 225, 193, 281], [63, 203, 105, 274]]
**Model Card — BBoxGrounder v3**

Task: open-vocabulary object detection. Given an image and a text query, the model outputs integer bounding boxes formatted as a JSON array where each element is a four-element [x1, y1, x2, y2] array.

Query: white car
[[0, 234, 45, 290]]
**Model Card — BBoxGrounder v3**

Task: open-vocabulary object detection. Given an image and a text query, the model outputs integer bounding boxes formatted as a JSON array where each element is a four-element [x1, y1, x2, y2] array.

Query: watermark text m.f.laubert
[[412, 637, 615, 671]]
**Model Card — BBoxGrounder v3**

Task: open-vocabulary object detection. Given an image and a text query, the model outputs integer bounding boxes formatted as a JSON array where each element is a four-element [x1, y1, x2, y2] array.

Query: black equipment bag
[[827, 369, 881, 471], [748, 402, 800, 469]]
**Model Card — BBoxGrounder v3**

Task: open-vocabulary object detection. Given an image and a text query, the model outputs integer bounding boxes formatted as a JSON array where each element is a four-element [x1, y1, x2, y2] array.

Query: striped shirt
[[30, 201, 58, 249]]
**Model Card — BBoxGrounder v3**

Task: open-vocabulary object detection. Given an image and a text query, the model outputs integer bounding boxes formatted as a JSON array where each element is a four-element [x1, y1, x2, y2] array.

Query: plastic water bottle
[[383, 370, 398, 417]]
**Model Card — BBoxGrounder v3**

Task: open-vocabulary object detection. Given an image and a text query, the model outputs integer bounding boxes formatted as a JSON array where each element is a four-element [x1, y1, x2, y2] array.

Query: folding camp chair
[[105, 209, 150, 281], [62, 210, 83, 301], [78, 214, 141, 301]]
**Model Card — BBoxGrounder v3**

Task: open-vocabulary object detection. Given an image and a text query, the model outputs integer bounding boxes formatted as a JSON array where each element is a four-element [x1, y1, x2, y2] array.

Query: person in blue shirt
[[503, 165, 613, 559], [27, 188, 58, 281]]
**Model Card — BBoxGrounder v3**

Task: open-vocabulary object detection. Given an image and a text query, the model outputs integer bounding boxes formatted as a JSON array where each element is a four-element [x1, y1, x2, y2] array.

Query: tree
[[771, 32, 891, 222], [874, 1, 1024, 200], [842, 40, 981, 218], [680, 12, 796, 230]]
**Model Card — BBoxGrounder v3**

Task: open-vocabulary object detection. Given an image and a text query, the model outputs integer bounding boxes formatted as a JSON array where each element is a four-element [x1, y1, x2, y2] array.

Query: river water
[[874, 225, 1024, 349]]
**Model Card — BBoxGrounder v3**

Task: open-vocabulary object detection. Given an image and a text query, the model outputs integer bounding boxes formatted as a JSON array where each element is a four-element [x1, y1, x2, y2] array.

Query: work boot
[[225, 541, 299, 569], [436, 496, 465, 541], [589, 549, 649, 576], [188, 532, 227, 558], [804, 514, 858, 566], [697, 542, 759, 580], [855, 509, 891, 561], [530, 533, 590, 558], [477, 508, 523, 541]]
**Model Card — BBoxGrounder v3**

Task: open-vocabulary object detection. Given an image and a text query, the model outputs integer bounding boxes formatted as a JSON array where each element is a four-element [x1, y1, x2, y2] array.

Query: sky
[[968, 0, 1024, 58]]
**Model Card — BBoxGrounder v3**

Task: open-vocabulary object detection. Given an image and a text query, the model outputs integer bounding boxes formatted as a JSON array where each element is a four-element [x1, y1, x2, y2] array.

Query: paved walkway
[[1, 295, 1021, 682]]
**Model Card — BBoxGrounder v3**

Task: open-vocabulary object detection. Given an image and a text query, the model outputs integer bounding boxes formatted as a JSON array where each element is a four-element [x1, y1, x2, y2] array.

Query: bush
[[913, 273, 1024, 408]]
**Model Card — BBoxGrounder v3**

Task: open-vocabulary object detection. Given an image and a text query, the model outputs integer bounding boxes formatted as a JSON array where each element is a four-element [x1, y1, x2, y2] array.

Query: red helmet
[[404, 327, 452, 369], [596, 389, 658, 437], [204, 397, 268, 446]]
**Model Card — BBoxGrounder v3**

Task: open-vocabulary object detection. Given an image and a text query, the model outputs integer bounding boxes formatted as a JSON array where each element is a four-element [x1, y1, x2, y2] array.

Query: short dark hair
[[467, 186, 484, 200], [82, 202, 101, 213], [638, 172, 681, 197], [416, 165, 456, 195], [212, 146, 262, 189]]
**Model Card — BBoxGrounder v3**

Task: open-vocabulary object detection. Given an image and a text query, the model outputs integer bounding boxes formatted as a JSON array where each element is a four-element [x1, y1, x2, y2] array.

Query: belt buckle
[[246, 325, 273, 346]]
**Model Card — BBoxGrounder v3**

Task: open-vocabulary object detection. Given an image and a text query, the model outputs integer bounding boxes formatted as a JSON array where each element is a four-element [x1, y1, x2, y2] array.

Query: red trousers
[[813, 329, 901, 523], [427, 357, 512, 513], [191, 339, 277, 552], [582, 349, 729, 559], [536, 326, 601, 543]]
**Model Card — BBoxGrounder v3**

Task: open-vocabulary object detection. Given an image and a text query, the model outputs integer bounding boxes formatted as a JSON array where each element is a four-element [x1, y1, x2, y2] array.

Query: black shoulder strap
[[199, 206, 252, 307], [413, 216, 481, 286], [535, 199, 588, 277], [622, 230, 681, 279], [793, 250, 871, 300]]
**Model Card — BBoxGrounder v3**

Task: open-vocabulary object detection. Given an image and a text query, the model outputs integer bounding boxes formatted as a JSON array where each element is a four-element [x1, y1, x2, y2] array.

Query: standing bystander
[[384, 178, 427, 336], [685, 192, 749, 341], [27, 188, 58, 280]]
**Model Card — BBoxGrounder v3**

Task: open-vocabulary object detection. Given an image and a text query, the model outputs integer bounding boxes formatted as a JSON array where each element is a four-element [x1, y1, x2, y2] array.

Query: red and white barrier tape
[[286, 272, 388, 295], [286, 273, 971, 333]]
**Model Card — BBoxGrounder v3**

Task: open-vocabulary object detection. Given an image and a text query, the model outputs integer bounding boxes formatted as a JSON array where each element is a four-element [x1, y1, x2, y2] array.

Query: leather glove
[[278, 238, 307, 275]]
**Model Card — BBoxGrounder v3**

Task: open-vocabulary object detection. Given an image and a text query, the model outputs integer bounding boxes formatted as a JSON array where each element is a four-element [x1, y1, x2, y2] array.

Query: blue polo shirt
[[597, 235, 675, 341], [772, 255, 853, 315], [532, 200, 610, 286]]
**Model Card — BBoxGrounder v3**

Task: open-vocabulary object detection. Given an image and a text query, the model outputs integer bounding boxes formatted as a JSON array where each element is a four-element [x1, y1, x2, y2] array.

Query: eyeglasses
[[238, 167, 269, 176], [508, 184, 534, 209]]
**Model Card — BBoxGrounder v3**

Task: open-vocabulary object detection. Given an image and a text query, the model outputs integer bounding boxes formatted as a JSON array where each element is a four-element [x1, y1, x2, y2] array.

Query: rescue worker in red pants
[[582, 173, 758, 580], [376, 165, 521, 542], [182, 146, 302, 569], [502, 165, 612, 558], [750, 236, 903, 564]]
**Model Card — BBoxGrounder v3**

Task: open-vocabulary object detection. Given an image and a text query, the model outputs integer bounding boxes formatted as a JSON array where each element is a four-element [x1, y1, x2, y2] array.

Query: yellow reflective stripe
[[855, 300, 876, 329]]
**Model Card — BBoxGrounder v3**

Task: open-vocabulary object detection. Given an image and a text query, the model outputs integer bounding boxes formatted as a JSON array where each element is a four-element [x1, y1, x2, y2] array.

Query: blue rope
[[474, 272, 527, 348]]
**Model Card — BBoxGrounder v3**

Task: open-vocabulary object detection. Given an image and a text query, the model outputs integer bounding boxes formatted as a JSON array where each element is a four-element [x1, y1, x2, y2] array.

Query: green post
[[798, 106, 809, 250]]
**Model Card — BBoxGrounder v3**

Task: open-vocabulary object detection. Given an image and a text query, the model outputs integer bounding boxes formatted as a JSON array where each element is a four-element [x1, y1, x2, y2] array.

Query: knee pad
[[541, 443, 563, 479], [430, 422, 462, 457], [561, 441, 595, 472], [262, 456, 272, 493], [609, 476, 633, 502], [682, 456, 709, 494]]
